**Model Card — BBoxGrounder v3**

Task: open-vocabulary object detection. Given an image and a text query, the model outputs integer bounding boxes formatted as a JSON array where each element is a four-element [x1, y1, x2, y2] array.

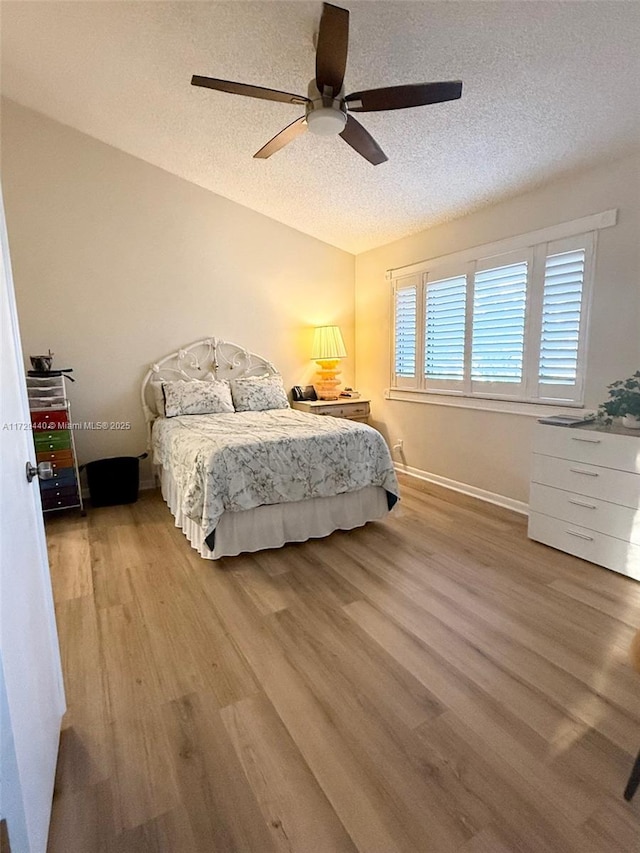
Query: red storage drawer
[[31, 409, 69, 430]]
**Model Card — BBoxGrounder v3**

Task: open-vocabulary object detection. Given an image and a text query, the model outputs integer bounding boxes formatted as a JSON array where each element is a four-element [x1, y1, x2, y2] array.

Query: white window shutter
[[389, 217, 604, 406], [538, 249, 586, 386], [424, 275, 466, 382], [393, 282, 418, 386], [472, 261, 528, 385]]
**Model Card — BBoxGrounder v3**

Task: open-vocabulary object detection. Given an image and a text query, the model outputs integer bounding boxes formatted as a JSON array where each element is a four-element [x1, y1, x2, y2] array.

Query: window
[[389, 213, 611, 407]]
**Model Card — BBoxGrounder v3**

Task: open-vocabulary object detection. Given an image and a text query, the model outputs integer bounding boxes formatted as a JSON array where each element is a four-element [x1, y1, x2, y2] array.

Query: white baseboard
[[395, 463, 529, 516]]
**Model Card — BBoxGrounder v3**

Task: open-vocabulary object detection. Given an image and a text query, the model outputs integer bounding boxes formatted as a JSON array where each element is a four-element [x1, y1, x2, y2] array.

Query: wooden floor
[[45, 475, 640, 852]]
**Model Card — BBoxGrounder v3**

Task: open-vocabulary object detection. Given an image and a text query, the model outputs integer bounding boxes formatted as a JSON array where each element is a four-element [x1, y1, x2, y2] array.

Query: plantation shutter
[[393, 278, 418, 387], [471, 258, 528, 394], [389, 219, 599, 405], [424, 275, 466, 385], [538, 249, 585, 386]]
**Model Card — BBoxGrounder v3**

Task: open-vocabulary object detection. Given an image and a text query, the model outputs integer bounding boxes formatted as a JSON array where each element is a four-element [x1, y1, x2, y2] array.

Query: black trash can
[[85, 453, 147, 507]]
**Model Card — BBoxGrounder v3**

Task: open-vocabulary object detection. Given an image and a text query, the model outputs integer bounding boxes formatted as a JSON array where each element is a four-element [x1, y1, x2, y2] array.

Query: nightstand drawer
[[529, 483, 640, 544], [534, 424, 640, 474], [291, 399, 371, 420], [532, 453, 640, 509], [320, 404, 369, 418], [528, 512, 640, 580]]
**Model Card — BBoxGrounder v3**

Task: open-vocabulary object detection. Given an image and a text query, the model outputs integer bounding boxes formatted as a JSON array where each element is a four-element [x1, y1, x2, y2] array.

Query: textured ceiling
[[2, 1, 640, 253]]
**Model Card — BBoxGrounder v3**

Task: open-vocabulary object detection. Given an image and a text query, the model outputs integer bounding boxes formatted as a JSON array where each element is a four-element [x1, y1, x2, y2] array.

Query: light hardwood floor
[[45, 475, 640, 852]]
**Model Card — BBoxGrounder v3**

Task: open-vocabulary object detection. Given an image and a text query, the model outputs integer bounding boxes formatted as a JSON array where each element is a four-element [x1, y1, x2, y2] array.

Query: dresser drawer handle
[[569, 467, 599, 477], [571, 437, 601, 444], [565, 529, 594, 541], [568, 498, 597, 509]]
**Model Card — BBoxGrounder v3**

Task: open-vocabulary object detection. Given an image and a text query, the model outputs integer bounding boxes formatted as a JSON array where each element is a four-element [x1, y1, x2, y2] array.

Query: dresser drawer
[[36, 449, 74, 466], [529, 483, 640, 545], [34, 431, 71, 451], [534, 424, 640, 474], [532, 454, 640, 509], [528, 512, 640, 581]]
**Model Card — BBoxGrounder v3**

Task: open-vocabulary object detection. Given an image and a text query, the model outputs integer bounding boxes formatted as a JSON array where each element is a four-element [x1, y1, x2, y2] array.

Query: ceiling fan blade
[[345, 81, 463, 112], [339, 115, 387, 166], [254, 116, 307, 159], [191, 76, 308, 106], [315, 3, 349, 96]]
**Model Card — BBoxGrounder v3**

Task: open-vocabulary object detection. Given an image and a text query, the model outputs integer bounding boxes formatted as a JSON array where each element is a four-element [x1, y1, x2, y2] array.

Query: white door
[[0, 187, 65, 852]]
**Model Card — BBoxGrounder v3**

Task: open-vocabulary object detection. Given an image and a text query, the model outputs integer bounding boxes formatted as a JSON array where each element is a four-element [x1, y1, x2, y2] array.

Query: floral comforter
[[152, 408, 399, 541]]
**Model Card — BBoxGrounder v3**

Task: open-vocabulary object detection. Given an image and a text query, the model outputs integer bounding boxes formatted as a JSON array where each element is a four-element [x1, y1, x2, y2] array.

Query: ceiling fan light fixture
[[191, 3, 463, 163], [306, 107, 347, 136]]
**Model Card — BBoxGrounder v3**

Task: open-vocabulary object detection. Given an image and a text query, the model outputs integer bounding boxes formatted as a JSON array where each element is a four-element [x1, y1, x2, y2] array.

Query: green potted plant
[[598, 371, 640, 428]]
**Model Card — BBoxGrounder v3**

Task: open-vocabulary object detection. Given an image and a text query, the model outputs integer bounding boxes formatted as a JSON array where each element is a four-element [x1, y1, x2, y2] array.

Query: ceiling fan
[[191, 2, 462, 165]]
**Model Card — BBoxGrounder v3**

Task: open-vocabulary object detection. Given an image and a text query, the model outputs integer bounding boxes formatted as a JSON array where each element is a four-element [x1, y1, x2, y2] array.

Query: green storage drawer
[[34, 430, 72, 451]]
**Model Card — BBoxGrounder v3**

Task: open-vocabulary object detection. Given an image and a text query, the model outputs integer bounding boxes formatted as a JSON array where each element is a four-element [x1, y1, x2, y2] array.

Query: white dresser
[[528, 423, 640, 581]]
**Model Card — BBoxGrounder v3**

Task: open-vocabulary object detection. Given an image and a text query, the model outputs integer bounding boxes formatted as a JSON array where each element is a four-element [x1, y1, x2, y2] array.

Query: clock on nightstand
[[291, 398, 371, 422]]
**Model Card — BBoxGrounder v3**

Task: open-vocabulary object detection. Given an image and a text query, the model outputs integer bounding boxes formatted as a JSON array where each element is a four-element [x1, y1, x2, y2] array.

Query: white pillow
[[162, 379, 234, 417], [150, 380, 167, 416], [230, 375, 290, 412]]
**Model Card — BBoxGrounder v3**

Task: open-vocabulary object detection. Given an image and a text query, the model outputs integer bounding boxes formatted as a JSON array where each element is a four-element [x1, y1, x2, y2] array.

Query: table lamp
[[311, 325, 347, 400]]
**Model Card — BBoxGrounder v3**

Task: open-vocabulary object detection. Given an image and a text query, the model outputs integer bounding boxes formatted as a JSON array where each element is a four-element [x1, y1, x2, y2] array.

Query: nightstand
[[291, 398, 371, 422]]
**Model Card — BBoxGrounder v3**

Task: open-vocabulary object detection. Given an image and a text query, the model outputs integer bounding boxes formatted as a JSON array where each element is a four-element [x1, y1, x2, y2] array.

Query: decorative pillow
[[162, 379, 234, 417], [150, 380, 167, 416], [230, 374, 290, 412]]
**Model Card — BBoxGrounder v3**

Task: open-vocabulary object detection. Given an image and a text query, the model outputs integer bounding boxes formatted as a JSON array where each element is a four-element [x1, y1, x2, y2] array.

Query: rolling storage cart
[[27, 373, 84, 515]]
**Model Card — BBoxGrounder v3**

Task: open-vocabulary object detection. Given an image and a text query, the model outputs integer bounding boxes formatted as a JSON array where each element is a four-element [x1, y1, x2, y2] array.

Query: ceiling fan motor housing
[[305, 79, 347, 136]]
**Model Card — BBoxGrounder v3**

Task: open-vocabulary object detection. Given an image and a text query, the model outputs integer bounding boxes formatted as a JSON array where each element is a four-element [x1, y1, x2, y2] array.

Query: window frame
[[388, 212, 611, 408]]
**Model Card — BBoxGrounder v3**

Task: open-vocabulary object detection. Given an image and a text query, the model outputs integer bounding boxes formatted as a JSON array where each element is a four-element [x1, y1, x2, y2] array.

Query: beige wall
[[4, 97, 638, 506], [1, 100, 355, 476], [355, 153, 640, 504]]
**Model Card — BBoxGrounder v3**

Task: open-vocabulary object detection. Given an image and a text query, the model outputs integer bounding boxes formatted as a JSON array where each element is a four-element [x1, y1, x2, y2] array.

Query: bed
[[141, 338, 399, 559]]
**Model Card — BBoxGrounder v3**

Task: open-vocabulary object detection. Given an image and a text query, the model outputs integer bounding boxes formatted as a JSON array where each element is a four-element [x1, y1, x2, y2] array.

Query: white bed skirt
[[158, 465, 390, 559]]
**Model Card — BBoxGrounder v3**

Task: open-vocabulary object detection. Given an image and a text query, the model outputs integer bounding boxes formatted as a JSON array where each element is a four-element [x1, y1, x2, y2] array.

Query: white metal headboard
[[141, 337, 278, 444]]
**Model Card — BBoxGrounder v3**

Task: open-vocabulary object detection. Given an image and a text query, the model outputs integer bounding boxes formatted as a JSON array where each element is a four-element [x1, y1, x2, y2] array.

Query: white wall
[[1, 99, 355, 474], [355, 153, 640, 504]]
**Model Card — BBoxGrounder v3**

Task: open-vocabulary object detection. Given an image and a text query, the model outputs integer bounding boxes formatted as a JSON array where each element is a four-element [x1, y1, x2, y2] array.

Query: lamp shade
[[311, 325, 347, 360]]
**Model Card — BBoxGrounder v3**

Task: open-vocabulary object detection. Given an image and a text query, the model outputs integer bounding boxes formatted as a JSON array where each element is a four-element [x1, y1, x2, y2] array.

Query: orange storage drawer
[[40, 458, 74, 473], [36, 449, 74, 466]]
